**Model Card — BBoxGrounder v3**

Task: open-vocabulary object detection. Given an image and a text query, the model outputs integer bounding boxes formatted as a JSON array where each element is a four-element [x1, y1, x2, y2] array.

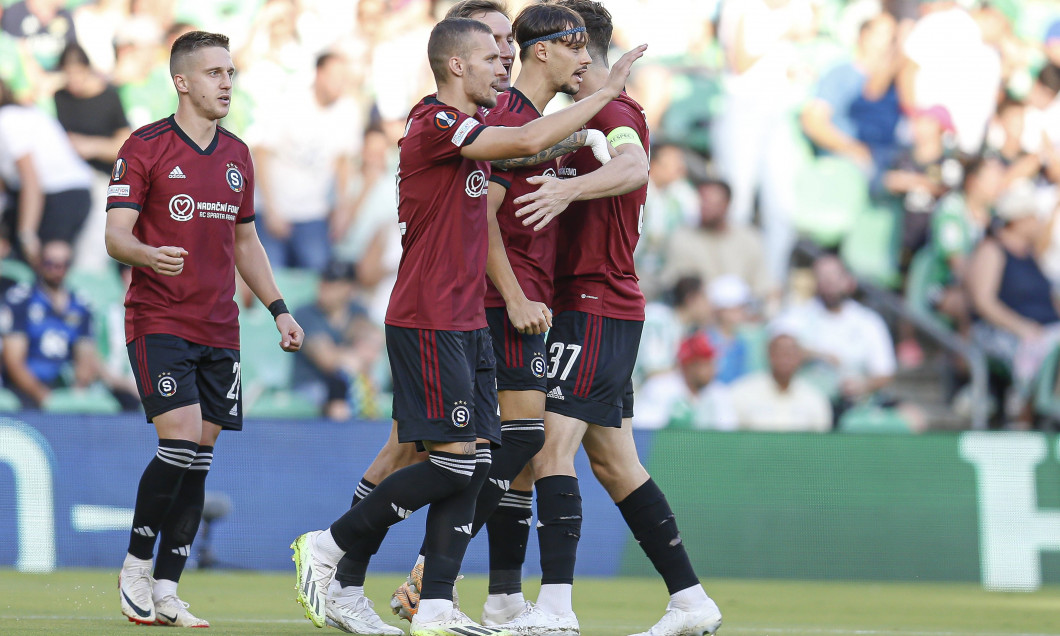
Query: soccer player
[[494, 2, 725, 635], [106, 31, 304, 627], [387, 3, 616, 628], [291, 16, 645, 636]]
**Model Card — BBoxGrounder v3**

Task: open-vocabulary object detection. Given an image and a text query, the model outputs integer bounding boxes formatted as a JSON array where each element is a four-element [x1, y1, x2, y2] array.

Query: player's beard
[[558, 81, 581, 97], [468, 69, 498, 109]]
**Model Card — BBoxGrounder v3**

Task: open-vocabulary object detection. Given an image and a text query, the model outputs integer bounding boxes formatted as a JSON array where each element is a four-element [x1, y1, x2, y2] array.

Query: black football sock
[[536, 475, 582, 586], [617, 478, 699, 595], [350, 477, 376, 506], [486, 488, 533, 595], [472, 421, 544, 536], [328, 451, 476, 584], [127, 439, 198, 560], [155, 446, 212, 583], [334, 477, 379, 587], [420, 444, 492, 601]]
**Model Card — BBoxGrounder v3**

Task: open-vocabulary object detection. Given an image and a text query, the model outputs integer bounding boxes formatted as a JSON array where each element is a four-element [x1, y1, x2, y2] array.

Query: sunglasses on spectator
[[42, 260, 71, 270]]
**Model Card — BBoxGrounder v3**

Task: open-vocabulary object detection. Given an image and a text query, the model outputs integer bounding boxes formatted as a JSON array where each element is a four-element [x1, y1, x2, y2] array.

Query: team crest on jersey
[[225, 162, 244, 192], [111, 158, 127, 181], [451, 401, 471, 428], [465, 170, 487, 198], [157, 373, 177, 397], [169, 194, 195, 222], [531, 353, 547, 378], [434, 110, 459, 130]]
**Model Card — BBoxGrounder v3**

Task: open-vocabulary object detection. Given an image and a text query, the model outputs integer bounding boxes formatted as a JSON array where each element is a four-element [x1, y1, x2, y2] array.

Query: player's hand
[[507, 297, 552, 335], [603, 44, 647, 98], [150, 246, 188, 276], [276, 313, 304, 352], [514, 175, 576, 232]]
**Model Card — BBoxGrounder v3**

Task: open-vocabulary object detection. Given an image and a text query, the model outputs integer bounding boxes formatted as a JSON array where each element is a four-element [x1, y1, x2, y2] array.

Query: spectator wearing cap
[[967, 181, 1060, 416], [781, 253, 897, 411], [292, 260, 382, 420], [729, 320, 832, 432], [800, 11, 901, 190], [883, 104, 962, 259], [634, 332, 736, 432], [659, 176, 777, 310], [705, 274, 754, 385]]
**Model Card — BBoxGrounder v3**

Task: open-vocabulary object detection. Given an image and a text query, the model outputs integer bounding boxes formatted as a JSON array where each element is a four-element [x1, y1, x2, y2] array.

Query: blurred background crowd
[[2, 0, 1060, 432]]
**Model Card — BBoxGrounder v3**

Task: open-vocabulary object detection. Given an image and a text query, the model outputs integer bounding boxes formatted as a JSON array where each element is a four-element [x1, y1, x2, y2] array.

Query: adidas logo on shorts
[[547, 386, 564, 401]]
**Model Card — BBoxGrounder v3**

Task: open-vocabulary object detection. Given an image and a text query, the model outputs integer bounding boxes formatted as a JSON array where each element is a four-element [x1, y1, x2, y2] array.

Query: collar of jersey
[[167, 115, 219, 155]]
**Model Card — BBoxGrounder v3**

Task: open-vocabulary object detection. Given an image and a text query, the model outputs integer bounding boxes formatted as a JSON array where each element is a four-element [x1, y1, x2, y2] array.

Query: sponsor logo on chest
[[168, 194, 240, 222]]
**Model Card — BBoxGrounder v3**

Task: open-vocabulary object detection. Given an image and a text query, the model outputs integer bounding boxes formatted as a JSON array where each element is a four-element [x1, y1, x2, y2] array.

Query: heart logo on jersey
[[169, 194, 195, 222]]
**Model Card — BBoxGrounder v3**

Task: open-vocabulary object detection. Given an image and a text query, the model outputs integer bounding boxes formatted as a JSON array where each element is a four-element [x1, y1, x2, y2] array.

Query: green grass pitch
[[2, 570, 1060, 635]]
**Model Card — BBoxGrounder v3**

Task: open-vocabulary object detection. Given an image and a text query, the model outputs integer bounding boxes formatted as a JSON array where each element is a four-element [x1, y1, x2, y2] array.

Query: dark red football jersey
[[553, 92, 648, 320], [484, 88, 559, 308], [386, 96, 491, 331], [106, 116, 255, 349]]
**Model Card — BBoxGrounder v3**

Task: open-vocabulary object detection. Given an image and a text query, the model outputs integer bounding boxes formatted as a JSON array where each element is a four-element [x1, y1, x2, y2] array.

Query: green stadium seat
[[43, 386, 122, 415], [658, 71, 722, 156], [239, 308, 294, 398], [272, 268, 320, 313], [793, 156, 869, 248], [66, 266, 126, 310], [247, 389, 320, 418], [841, 203, 901, 289], [838, 404, 912, 434], [1033, 342, 1060, 421], [0, 387, 20, 412], [1, 258, 35, 285]]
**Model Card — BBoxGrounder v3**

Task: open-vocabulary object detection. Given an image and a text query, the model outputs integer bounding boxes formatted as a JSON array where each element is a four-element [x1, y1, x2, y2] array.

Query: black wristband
[[268, 299, 289, 319]]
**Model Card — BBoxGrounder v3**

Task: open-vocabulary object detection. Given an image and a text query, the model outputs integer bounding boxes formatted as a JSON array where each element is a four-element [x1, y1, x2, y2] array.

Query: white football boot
[[118, 561, 156, 625], [154, 595, 210, 628], [628, 598, 723, 636], [493, 603, 580, 636], [325, 591, 403, 635], [410, 607, 513, 636], [291, 531, 337, 627]]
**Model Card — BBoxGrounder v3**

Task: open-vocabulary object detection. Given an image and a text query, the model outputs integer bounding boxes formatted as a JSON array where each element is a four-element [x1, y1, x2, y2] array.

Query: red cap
[[677, 332, 715, 365], [916, 105, 955, 133]]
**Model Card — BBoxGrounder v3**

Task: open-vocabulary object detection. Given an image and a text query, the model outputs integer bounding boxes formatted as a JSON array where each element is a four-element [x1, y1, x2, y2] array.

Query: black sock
[[155, 445, 212, 582], [472, 421, 544, 536], [328, 450, 476, 584], [486, 488, 532, 595], [617, 478, 699, 595], [127, 439, 198, 560], [536, 475, 581, 586], [420, 444, 492, 601], [335, 477, 379, 587], [350, 477, 376, 507]]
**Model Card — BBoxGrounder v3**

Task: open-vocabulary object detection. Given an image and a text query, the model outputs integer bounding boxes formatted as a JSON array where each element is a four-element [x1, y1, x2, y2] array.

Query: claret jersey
[[483, 88, 559, 308], [106, 116, 255, 349], [386, 96, 491, 331]]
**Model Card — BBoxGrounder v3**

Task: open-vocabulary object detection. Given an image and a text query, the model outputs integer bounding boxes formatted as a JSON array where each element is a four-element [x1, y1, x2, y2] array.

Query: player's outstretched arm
[[490, 129, 611, 172], [233, 222, 304, 352], [515, 141, 648, 231], [104, 207, 188, 276], [462, 44, 647, 161], [484, 185, 551, 335]]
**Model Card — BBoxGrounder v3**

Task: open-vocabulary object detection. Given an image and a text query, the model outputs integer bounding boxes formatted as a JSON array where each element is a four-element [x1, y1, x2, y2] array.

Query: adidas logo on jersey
[[547, 386, 564, 400], [168, 166, 186, 179]]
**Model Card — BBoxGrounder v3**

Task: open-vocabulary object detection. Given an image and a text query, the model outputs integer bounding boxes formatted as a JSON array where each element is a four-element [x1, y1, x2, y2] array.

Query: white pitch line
[[1, 617, 1058, 636]]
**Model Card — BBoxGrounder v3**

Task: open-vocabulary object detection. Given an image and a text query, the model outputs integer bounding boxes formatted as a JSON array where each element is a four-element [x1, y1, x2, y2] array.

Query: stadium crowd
[[1, 0, 1060, 430]]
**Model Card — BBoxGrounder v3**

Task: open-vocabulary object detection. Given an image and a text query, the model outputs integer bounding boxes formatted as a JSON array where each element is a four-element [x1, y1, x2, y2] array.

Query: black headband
[[519, 26, 586, 50]]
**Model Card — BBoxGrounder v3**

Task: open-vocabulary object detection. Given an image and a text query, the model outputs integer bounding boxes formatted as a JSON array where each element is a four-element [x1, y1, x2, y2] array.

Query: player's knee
[[426, 451, 476, 492]]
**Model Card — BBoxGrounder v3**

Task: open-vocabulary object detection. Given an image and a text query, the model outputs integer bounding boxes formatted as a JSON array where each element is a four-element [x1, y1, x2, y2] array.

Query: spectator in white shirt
[[782, 253, 897, 406], [635, 332, 737, 431], [730, 321, 832, 432]]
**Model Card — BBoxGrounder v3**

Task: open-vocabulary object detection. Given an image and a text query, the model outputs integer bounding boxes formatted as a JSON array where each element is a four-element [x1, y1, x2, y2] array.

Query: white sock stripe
[[157, 446, 197, 458], [429, 455, 477, 468], [355, 483, 373, 497], [430, 456, 476, 477], [499, 425, 545, 432], [155, 453, 194, 469], [501, 419, 544, 429], [498, 495, 533, 507]]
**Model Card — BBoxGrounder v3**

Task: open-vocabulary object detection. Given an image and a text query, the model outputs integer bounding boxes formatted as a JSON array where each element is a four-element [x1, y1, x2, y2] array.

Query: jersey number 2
[[226, 362, 241, 399]]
